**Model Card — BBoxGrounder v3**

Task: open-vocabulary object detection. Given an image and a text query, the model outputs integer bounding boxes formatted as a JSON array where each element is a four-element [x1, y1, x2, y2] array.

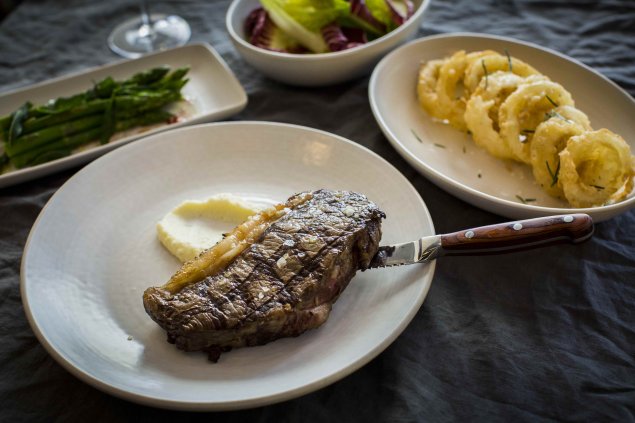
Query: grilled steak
[[143, 189, 385, 361]]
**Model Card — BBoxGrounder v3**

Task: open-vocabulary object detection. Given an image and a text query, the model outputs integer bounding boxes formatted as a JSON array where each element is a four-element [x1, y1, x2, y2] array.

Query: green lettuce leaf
[[260, 0, 350, 53], [365, 0, 393, 27]]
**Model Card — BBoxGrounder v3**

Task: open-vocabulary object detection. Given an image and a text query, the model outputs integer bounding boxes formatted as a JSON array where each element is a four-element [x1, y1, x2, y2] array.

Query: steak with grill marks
[[143, 189, 385, 361]]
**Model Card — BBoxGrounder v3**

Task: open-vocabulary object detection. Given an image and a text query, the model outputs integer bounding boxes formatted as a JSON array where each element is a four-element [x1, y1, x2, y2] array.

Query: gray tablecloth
[[1, 1, 634, 421]]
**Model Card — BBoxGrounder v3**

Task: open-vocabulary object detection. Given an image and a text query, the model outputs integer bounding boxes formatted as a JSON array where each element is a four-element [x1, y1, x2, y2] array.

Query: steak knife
[[368, 214, 593, 268]]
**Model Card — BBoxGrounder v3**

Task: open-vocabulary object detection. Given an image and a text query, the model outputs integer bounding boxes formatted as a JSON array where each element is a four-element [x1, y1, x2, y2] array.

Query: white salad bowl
[[226, 0, 430, 86]]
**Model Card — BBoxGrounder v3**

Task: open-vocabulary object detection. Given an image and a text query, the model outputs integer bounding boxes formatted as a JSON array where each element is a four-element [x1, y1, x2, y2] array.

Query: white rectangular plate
[[0, 43, 247, 188]]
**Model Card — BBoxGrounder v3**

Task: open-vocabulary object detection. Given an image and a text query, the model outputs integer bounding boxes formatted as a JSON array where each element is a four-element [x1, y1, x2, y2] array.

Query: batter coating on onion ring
[[464, 53, 541, 97], [417, 59, 446, 122], [530, 106, 590, 198], [435, 50, 497, 130], [499, 80, 574, 164], [466, 72, 546, 160], [558, 129, 635, 207]]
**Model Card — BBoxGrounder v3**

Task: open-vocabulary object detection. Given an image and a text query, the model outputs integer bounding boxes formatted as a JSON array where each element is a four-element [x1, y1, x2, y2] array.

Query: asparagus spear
[[27, 67, 175, 116], [5, 114, 104, 158], [121, 66, 170, 87], [11, 111, 173, 168], [4, 92, 184, 158], [0, 66, 189, 170], [17, 101, 106, 135], [0, 67, 188, 132], [6, 102, 31, 145], [10, 88, 184, 136]]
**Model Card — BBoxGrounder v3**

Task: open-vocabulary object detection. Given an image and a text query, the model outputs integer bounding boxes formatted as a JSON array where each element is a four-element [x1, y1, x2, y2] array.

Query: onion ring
[[433, 50, 496, 130], [552, 105, 592, 130], [499, 80, 574, 164], [558, 129, 635, 207], [465, 72, 529, 160], [417, 59, 446, 121], [530, 107, 589, 198], [464, 53, 541, 96]]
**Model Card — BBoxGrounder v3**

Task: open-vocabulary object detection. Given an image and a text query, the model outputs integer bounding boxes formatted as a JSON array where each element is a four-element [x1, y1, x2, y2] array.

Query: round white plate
[[21, 122, 435, 410], [369, 33, 635, 222]]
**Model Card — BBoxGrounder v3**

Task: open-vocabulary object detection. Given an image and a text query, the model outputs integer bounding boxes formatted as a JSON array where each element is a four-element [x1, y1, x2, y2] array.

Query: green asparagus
[[10, 111, 173, 169], [0, 66, 189, 171]]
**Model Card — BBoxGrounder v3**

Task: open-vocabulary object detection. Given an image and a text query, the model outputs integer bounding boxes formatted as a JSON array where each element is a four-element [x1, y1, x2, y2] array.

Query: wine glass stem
[[138, 0, 154, 39]]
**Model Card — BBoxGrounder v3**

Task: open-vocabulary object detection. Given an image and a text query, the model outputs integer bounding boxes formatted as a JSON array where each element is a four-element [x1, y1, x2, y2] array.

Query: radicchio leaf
[[349, 0, 386, 34], [245, 8, 304, 53], [245, 7, 268, 44], [322, 23, 368, 52], [385, 0, 414, 26], [321, 23, 348, 51], [341, 27, 368, 45]]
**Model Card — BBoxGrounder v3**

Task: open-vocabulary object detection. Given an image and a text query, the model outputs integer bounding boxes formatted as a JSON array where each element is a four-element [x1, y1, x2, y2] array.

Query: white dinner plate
[[0, 43, 247, 188], [21, 122, 435, 410], [369, 33, 635, 222]]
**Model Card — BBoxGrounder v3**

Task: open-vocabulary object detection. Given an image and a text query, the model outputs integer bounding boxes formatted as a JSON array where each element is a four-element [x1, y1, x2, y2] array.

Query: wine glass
[[108, 0, 191, 58]]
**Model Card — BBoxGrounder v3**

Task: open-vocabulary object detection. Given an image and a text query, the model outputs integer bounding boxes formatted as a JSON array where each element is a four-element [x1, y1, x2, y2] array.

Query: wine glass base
[[108, 13, 191, 59]]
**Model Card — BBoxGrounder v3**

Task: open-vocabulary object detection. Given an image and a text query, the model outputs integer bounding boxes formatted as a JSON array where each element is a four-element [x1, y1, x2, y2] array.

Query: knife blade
[[368, 213, 594, 269]]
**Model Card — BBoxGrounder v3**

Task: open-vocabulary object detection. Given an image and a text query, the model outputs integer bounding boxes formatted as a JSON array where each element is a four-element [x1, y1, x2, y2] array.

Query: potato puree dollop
[[157, 194, 263, 262]]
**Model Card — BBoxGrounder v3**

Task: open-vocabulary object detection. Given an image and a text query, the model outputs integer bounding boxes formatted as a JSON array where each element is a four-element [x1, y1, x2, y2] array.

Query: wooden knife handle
[[440, 214, 593, 256]]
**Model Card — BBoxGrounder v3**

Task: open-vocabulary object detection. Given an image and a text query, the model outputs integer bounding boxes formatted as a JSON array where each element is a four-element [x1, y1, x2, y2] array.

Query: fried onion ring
[[552, 105, 592, 130], [464, 53, 541, 96], [432, 50, 496, 130], [465, 71, 538, 160], [417, 59, 446, 122], [415, 49, 635, 208], [417, 60, 446, 126], [530, 107, 590, 198], [499, 80, 574, 164], [558, 129, 635, 207]]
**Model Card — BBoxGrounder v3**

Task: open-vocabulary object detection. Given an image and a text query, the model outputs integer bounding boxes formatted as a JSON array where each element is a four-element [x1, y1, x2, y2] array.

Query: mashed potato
[[157, 194, 263, 262]]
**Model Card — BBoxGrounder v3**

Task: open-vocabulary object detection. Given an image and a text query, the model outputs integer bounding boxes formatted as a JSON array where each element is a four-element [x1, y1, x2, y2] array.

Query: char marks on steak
[[143, 189, 385, 361]]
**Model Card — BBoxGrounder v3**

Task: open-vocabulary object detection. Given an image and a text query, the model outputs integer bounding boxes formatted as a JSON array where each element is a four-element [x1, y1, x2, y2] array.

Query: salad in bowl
[[244, 0, 415, 54]]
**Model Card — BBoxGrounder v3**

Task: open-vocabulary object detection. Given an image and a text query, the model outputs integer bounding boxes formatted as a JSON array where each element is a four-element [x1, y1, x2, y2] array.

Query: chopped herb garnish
[[478, 173, 482, 178], [592, 185, 605, 190], [546, 160, 560, 187], [481, 59, 488, 89], [411, 129, 423, 143], [434, 143, 446, 149], [546, 95, 559, 108], [545, 110, 572, 123], [516, 195, 536, 204], [504, 49, 512, 72]]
